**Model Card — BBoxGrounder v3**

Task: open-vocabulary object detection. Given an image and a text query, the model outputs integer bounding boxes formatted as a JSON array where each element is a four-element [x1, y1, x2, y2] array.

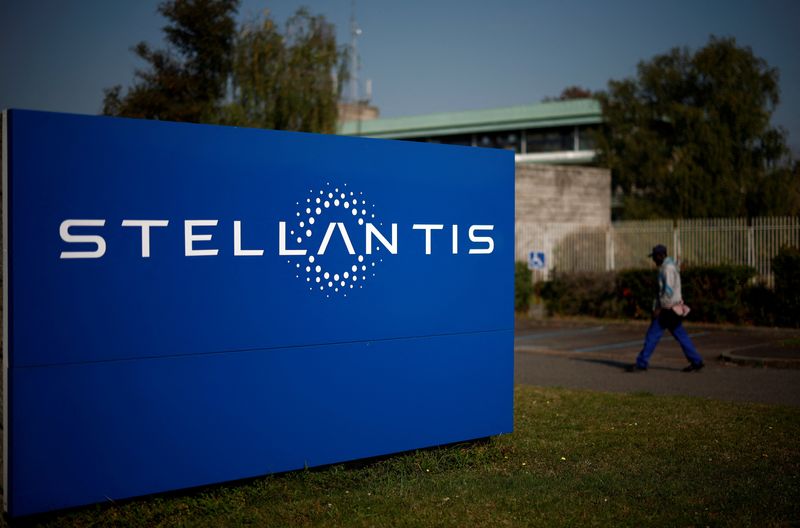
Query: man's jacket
[[656, 257, 683, 309]]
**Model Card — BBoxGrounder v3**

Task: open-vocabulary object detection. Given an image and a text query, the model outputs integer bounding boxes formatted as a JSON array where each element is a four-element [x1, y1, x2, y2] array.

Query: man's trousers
[[635, 310, 703, 369]]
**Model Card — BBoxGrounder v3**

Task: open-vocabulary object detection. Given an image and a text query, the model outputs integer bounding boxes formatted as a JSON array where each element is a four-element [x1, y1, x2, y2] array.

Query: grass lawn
[[26, 386, 800, 527]]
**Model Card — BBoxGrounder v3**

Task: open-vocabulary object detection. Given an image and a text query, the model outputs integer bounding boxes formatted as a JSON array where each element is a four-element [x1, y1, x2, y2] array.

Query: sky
[[1, 0, 799, 156]]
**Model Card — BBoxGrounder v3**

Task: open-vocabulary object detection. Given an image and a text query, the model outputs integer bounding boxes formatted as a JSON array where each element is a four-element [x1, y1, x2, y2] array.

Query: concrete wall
[[515, 163, 610, 225]]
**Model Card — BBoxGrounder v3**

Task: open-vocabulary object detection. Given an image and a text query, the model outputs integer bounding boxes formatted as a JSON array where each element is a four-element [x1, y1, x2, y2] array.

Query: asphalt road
[[514, 319, 800, 407]]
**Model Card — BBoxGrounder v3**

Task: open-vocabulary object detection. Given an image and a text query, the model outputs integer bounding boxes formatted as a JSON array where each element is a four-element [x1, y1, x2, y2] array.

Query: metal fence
[[516, 217, 800, 287]]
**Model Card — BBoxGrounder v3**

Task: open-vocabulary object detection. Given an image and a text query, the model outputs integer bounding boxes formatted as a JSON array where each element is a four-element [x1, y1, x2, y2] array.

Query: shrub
[[681, 265, 756, 324], [616, 269, 657, 318], [515, 261, 534, 313], [742, 282, 777, 326], [772, 246, 800, 327], [538, 271, 621, 318], [537, 264, 762, 324]]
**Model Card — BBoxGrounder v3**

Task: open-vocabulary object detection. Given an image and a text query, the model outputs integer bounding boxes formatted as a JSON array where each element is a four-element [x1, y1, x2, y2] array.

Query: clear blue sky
[[2, 0, 798, 156]]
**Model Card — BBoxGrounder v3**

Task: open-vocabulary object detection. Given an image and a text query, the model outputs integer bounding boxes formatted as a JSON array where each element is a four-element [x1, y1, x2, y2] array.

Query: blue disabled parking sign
[[528, 251, 546, 270]]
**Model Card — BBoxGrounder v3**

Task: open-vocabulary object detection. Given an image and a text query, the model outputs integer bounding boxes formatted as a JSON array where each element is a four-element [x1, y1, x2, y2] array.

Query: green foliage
[[538, 262, 800, 327], [514, 261, 534, 312], [537, 271, 621, 318], [772, 246, 800, 327], [596, 35, 798, 220], [616, 269, 657, 318], [680, 265, 757, 324], [221, 8, 345, 133], [543, 85, 594, 102], [540, 265, 764, 324], [103, 0, 239, 123], [103, 2, 346, 134], [742, 282, 777, 326]]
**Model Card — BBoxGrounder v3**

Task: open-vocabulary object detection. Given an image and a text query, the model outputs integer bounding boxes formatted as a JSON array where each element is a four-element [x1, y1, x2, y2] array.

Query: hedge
[[515, 261, 534, 313], [772, 246, 800, 327], [536, 271, 622, 319], [534, 252, 799, 327]]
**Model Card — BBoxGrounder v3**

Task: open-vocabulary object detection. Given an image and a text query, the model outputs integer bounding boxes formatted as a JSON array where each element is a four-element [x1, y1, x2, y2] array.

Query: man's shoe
[[682, 362, 705, 372], [625, 364, 647, 373]]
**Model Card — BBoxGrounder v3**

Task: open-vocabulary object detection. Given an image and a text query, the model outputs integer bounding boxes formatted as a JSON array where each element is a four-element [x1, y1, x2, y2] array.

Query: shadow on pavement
[[572, 357, 685, 372]]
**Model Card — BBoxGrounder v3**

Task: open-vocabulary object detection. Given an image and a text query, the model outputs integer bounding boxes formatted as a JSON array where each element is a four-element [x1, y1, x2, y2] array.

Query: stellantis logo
[[58, 182, 495, 297], [283, 182, 386, 297]]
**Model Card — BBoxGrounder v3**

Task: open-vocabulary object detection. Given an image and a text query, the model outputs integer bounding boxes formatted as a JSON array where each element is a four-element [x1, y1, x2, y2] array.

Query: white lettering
[[184, 220, 219, 256], [318, 222, 355, 255], [60, 219, 107, 259], [412, 224, 444, 255], [59, 219, 498, 260], [121, 220, 169, 257], [366, 223, 397, 254], [278, 221, 306, 256], [468, 225, 494, 254], [234, 220, 264, 256]]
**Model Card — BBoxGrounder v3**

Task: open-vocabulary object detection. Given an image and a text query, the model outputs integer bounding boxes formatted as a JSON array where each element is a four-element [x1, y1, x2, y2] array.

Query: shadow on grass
[[6, 438, 493, 527]]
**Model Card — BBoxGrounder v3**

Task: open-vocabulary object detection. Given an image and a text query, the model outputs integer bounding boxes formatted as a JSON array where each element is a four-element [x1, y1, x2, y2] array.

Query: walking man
[[628, 244, 705, 372]]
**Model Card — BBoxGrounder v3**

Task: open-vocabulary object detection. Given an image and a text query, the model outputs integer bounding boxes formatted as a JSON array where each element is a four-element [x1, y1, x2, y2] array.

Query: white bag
[[672, 302, 691, 317]]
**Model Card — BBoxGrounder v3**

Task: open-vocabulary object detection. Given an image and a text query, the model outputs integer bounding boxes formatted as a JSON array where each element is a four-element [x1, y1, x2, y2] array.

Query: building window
[[419, 134, 473, 147], [524, 127, 574, 153], [578, 126, 597, 150], [475, 131, 522, 153]]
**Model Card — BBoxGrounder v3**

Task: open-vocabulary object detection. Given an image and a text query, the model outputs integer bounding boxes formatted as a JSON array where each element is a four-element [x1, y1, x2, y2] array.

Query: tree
[[102, 2, 346, 134], [596, 36, 797, 219], [103, 0, 239, 123], [543, 85, 594, 102], [221, 8, 346, 134]]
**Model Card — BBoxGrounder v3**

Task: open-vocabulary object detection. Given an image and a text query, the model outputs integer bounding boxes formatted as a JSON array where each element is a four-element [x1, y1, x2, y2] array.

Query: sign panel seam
[[13, 327, 513, 370]]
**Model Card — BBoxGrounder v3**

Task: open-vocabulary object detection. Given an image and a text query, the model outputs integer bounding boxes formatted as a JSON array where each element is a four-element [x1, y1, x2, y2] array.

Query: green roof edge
[[338, 98, 602, 137]]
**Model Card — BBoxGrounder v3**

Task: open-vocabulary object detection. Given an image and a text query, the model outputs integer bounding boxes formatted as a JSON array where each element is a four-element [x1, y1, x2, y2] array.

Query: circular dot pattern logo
[[287, 182, 383, 298]]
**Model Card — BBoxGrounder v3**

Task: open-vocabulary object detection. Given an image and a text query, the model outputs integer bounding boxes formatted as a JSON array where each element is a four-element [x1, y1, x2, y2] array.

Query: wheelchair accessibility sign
[[528, 251, 546, 270]]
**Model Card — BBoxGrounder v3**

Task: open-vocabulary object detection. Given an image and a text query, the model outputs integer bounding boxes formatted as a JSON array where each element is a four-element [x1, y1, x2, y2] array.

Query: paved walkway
[[514, 318, 800, 406]]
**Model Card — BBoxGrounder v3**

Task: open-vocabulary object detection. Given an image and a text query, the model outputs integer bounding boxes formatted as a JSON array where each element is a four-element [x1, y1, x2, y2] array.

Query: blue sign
[[529, 251, 546, 270], [2, 109, 514, 516]]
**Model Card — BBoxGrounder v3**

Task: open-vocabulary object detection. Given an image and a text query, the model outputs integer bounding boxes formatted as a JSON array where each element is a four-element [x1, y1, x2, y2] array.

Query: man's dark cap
[[648, 244, 668, 257]]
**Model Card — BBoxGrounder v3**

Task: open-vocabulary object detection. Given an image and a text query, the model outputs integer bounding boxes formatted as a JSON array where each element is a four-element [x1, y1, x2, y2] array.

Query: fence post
[[673, 221, 680, 264], [606, 224, 615, 271], [543, 230, 550, 282]]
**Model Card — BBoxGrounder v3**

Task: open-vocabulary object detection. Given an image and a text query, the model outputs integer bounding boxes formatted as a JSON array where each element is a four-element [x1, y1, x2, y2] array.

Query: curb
[[718, 353, 800, 369]]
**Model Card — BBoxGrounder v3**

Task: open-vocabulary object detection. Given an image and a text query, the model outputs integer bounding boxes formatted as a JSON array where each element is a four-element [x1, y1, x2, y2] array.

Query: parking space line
[[514, 326, 606, 342]]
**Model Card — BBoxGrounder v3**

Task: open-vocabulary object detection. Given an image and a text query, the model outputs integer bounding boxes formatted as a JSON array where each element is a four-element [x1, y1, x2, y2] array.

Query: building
[[337, 102, 380, 123], [339, 98, 611, 268], [338, 98, 602, 165]]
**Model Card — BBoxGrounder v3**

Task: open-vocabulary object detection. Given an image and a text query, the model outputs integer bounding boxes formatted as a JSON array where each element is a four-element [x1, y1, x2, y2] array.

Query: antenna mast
[[348, 0, 361, 104]]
